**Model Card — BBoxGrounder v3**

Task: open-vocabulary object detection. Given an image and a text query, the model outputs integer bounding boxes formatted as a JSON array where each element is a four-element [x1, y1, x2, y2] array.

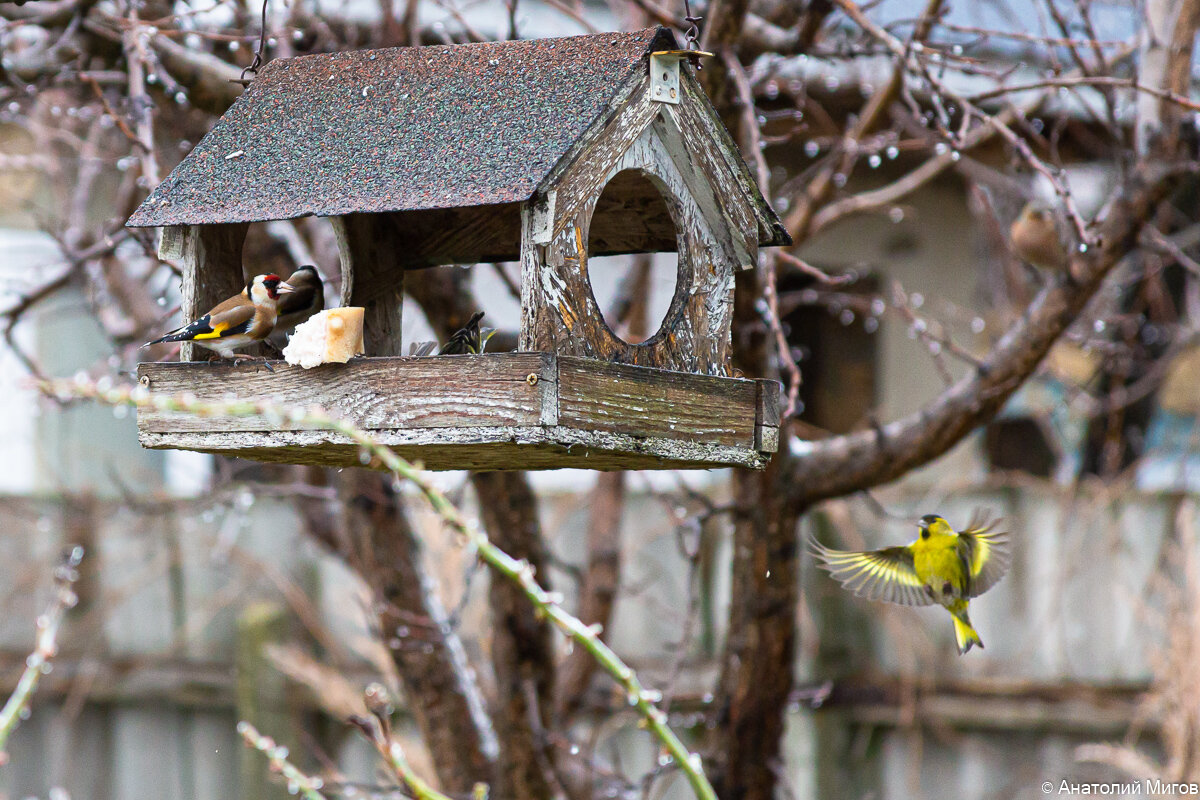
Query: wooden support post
[[177, 223, 250, 362], [332, 214, 404, 357]]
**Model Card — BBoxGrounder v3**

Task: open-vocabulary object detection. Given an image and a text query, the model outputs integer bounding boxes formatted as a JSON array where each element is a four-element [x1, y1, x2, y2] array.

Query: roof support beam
[[332, 214, 404, 357], [177, 222, 250, 362]]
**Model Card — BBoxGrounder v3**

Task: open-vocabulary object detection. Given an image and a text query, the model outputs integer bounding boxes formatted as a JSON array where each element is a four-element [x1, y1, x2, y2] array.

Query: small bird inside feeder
[[409, 311, 496, 356], [271, 264, 325, 343]]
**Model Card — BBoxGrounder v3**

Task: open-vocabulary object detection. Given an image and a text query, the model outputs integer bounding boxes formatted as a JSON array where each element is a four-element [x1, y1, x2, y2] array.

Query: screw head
[[526, 373, 539, 386]]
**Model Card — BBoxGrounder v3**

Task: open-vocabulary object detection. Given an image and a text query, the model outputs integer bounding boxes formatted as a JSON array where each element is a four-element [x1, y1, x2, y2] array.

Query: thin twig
[[725, 51, 804, 418], [966, 76, 1200, 113], [238, 721, 328, 800], [348, 686, 454, 800], [775, 251, 853, 285], [0, 546, 84, 764]]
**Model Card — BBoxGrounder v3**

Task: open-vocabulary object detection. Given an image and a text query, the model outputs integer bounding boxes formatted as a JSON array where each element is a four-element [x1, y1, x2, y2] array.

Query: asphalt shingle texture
[[129, 27, 676, 227]]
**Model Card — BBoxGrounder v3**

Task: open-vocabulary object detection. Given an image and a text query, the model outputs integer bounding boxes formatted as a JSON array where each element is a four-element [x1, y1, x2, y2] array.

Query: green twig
[[351, 684, 456, 800], [237, 720, 328, 800], [0, 546, 84, 765], [38, 376, 717, 800]]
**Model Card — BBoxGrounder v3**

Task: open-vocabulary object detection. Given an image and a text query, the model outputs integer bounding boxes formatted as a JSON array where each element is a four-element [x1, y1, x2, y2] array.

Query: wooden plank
[[387, 204, 523, 266], [136, 353, 774, 470], [332, 214, 404, 357], [556, 356, 757, 446], [178, 223, 249, 362], [137, 354, 551, 433], [755, 379, 781, 453], [138, 427, 771, 471], [677, 70, 790, 247], [654, 107, 757, 269]]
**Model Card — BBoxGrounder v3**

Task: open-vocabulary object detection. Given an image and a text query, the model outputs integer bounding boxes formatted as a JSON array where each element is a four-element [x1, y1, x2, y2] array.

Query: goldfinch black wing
[[192, 303, 255, 340], [955, 512, 1011, 597], [810, 538, 933, 607]]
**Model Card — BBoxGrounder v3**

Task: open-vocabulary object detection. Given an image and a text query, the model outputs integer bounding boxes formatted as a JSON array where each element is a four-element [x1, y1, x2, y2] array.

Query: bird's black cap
[[919, 514, 940, 526]]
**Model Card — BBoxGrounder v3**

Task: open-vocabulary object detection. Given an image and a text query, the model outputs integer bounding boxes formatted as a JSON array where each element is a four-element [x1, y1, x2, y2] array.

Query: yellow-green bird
[[811, 513, 1011, 654]]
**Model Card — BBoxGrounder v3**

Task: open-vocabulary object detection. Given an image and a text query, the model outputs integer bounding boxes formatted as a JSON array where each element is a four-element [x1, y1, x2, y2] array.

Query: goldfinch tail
[[951, 606, 984, 655]]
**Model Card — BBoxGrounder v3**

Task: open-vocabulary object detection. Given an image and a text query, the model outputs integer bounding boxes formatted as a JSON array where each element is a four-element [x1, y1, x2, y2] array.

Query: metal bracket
[[650, 52, 681, 105]]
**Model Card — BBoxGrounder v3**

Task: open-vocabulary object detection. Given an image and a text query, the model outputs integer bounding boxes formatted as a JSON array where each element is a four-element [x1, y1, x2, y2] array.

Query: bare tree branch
[[788, 163, 1192, 506]]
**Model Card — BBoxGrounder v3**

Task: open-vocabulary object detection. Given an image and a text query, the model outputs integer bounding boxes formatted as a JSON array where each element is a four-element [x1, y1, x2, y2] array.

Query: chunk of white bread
[[283, 307, 365, 368]]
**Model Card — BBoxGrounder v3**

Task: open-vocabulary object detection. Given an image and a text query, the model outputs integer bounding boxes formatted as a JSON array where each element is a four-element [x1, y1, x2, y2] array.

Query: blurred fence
[[0, 479, 1190, 799]]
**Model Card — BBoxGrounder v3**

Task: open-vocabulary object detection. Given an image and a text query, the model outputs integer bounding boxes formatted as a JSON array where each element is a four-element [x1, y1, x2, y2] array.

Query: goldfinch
[[274, 265, 325, 335], [145, 273, 295, 360], [811, 513, 1011, 654]]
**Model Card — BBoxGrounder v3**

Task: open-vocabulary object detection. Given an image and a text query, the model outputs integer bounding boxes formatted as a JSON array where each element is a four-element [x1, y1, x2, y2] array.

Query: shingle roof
[[128, 27, 677, 227]]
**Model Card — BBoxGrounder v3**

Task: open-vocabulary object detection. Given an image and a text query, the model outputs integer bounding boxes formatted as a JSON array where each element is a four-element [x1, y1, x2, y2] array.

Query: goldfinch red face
[[249, 274, 296, 304]]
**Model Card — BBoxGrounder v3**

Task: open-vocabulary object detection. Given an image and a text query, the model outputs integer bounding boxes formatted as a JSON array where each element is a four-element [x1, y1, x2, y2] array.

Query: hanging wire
[[239, 0, 271, 83], [681, 0, 702, 51]]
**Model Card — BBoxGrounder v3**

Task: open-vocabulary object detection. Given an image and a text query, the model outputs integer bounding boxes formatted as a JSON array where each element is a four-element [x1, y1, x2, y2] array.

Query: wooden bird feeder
[[129, 27, 791, 471]]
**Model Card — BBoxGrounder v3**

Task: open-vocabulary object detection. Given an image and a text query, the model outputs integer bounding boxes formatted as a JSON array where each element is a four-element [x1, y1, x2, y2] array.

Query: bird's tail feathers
[[144, 330, 184, 347], [951, 605, 983, 655]]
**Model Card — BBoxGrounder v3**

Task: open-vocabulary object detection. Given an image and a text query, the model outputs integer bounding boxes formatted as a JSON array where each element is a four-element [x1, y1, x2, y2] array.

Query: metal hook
[[237, 0, 270, 84], [681, 0, 704, 69]]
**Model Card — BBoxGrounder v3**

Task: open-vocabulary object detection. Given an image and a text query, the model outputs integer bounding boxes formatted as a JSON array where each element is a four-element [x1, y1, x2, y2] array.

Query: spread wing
[[810, 538, 933, 607], [955, 512, 1011, 597]]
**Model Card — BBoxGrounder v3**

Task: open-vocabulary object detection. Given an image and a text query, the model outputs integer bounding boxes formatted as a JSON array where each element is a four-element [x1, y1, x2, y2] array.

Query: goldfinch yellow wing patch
[[956, 515, 1011, 597], [810, 539, 934, 607], [190, 317, 230, 340], [196, 304, 255, 340]]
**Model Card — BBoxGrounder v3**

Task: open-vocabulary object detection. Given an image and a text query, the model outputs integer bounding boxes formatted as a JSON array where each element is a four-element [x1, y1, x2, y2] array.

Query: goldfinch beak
[[277, 281, 297, 294]]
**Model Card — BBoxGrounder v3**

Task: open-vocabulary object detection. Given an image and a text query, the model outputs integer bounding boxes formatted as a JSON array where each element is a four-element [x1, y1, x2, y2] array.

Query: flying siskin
[[811, 513, 1011, 654]]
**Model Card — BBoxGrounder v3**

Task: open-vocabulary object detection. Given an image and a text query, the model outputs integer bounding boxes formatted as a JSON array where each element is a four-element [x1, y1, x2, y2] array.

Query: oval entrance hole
[[585, 170, 680, 345]]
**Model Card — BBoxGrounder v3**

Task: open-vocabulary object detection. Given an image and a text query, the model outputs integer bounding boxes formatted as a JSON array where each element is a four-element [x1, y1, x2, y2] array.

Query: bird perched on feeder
[[144, 273, 296, 362], [810, 513, 1011, 655], [410, 311, 495, 356], [273, 265, 325, 337], [439, 311, 494, 354]]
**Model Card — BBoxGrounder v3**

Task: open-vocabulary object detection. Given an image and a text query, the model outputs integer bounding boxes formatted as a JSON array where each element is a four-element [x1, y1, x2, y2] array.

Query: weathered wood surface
[[332, 214, 404, 356], [139, 426, 771, 471], [137, 353, 776, 470], [137, 354, 552, 433], [586, 170, 678, 255], [754, 379, 781, 453], [655, 102, 757, 269], [676, 67, 790, 248], [556, 356, 758, 447], [521, 119, 738, 376], [387, 203, 524, 266], [178, 222, 250, 362]]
